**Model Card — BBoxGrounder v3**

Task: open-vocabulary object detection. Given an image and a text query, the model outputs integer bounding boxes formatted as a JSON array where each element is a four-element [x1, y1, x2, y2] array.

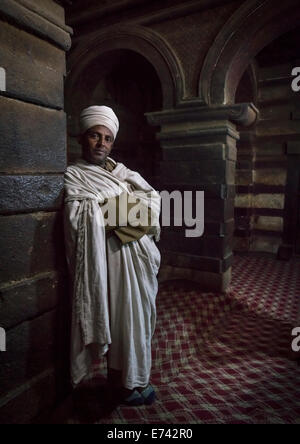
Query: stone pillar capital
[[146, 102, 258, 129]]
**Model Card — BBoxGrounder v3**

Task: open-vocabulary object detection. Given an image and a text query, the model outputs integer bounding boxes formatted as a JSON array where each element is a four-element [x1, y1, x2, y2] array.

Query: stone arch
[[66, 24, 185, 109], [235, 61, 259, 106], [199, 0, 300, 105]]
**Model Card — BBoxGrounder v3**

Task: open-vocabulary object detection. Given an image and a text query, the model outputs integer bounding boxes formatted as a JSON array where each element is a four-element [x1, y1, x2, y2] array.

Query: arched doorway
[[197, 0, 300, 258], [233, 64, 258, 253], [200, 0, 300, 105], [65, 49, 163, 185], [234, 26, 300, 257]]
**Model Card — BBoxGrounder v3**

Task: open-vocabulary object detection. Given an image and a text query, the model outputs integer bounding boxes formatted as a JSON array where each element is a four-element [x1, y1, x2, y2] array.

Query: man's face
[[80, 125, 114, 166]]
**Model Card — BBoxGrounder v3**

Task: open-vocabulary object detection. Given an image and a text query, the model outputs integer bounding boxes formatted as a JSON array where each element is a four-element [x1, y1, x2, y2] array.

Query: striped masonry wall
[[234, 61, 300, 254]]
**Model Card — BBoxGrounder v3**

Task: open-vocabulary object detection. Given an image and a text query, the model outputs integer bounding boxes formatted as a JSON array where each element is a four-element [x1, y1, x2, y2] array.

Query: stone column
[[147, 102, 258, 292], [0, 0, 72, 424]]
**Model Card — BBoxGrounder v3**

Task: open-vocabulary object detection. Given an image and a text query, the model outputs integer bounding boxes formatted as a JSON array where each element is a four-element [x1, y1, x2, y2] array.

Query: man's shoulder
[[66, 158, 118, 173], [65, 162, 83, 175]]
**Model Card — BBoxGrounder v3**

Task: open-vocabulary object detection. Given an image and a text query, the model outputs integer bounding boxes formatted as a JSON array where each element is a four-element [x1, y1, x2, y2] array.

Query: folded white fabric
[[79, 105, 119, 140]]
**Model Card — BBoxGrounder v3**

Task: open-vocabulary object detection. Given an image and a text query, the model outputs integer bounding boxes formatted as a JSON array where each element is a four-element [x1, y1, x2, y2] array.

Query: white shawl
[[64, 158, 161, 350]]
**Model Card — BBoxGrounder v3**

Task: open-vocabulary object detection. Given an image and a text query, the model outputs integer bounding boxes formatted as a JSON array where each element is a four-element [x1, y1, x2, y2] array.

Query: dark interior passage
[[234, 27, 300, 258], [66, 49, 162, 184]]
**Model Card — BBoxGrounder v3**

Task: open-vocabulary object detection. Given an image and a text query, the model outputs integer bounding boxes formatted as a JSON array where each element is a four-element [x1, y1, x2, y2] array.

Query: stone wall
[[64, 0, 300, 290], [0, 0, 72, 424], [65, 0, 250, 293], [234, 31, 300, 255]]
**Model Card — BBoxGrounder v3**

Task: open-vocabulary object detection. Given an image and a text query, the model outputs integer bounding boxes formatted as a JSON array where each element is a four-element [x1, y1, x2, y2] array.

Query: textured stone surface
[[235, 194, 252, 208], [253, 168, 287, 186], [0, 310, 57, 397], [250, 234, 281, 254], [256, 120, 300, 137], [259, 104, 292, 120], [0, 212, 64, 283], [235, 193, 286, 210], [161, 183, 235, 200], [0, 176, 64, 213], [253, 216, 284, 233], [161, 193, 235, 221], [236, 170, 253, 186], [234, 51, 299, 255], [161, 143, 236, 161], [233, 236, 251, 252], [161, 250, 233, 273], [203, 219, 234, 236], [287, 141, 300, 155], [0, 20, 66, 109], [259, 63, 293, 82], [159, 160, 236, 185], [0, 273, 66, 330], [0, 96, 66, 173], [159, 230, 232, 258], [0, 0, 72, 51], [17, 0, 66, 27], [255, 141, 286, 156], [158, 264, 231, 293], [252, 194, 285, 210], [151, 2, 240, 98], [258, 83, 293, 104], [205, 197, 234, 221], [0, 0, 70, 425], [165, 220, 235, 239], [0, 369, 56, 424]]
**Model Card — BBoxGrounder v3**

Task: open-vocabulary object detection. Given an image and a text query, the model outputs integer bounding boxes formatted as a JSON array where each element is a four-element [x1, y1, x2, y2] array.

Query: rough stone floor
[[50, 253, 300, 424]]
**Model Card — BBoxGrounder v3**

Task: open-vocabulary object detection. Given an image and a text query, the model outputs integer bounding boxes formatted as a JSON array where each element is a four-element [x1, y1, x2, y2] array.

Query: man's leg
[[106, 234, 159, 403]]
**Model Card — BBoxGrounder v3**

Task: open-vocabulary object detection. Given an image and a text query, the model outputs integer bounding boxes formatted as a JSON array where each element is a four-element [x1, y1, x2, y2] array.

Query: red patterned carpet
[[61, 254, 300, 424]]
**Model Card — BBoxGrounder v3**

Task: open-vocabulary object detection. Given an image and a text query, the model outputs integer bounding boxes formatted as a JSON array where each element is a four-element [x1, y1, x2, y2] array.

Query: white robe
[[64, 158, 161, 389]]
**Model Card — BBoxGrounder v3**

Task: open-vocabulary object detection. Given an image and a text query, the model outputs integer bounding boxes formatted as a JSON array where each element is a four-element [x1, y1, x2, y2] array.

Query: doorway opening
[[66, 49, 163, 185], [234, 26, 300, 258]]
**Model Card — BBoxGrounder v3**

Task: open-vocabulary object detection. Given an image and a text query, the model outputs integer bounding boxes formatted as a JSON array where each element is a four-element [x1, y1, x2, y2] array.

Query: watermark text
[[291, 327, 300, 352], [0, 67, 6, 92], [291, 67, 300, 92], [100, 189, 205, 238], [0, 327, 6, 352]]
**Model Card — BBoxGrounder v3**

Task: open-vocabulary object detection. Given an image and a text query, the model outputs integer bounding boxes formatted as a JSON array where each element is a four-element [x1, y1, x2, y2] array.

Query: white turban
[[79, 105, 119, 140]]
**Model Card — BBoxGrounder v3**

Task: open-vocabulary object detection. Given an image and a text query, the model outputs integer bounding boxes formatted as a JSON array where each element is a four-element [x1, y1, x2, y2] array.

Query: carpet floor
[[57, 254, 300, 424]]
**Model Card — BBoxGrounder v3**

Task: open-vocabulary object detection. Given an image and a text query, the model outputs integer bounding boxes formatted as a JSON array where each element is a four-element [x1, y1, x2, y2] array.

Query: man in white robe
[[64, 105, 161, 406]]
